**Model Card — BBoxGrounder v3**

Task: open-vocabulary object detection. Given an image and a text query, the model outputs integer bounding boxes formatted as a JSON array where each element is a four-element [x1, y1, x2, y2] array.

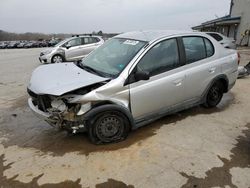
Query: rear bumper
[[228, 69, 238, 91]]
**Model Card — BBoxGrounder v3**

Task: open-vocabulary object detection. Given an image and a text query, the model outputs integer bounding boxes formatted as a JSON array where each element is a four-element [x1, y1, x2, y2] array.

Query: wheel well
[[84, 103, 135, 131], [201, 75, 229, 103], [92, 101, 114, 108], [52, 54, 64, 61], [217, 78, 228, 93]]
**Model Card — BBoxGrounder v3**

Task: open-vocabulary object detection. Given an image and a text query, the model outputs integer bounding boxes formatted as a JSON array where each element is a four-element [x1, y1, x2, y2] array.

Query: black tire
[[203, 81, 224, 108], [87, 111, 130, 144], [52, 54, 63, 63]]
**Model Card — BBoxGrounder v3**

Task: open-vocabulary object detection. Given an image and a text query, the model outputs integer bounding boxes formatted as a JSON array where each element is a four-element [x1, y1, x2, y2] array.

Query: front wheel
[[52, 55, 63, 63], [203, 81, 224, 108], [88, 111, 130, 144]]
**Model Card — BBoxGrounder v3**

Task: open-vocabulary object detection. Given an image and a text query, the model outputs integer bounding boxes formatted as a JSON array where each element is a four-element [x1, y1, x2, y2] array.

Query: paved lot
[[0, 48, 250, 188]]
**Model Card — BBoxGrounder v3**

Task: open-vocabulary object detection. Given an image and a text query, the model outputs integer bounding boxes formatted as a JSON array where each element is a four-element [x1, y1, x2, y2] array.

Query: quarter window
[[183, 37, 207, 64], [137, 39, 180, 76], [204, 38, 214, 57], [93, 37, 100, 42]]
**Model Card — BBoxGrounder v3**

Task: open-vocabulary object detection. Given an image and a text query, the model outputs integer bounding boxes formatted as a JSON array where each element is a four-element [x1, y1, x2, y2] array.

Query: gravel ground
[[0, 48, 250, 188]]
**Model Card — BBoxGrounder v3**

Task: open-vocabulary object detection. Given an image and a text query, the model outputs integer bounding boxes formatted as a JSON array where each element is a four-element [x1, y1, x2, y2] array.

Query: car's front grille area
[[27, 88, 52, 112], [37, 95, 52, 112]]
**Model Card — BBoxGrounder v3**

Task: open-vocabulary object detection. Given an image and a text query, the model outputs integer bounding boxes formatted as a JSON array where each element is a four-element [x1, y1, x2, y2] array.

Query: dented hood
[[28, 63, 109, 96]]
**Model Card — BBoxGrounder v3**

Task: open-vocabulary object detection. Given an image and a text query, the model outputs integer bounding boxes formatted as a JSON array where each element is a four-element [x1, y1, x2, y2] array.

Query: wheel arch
[[202, 74, 229, 102], [51, 53, 65, 62], [84, 103, 135, 130]]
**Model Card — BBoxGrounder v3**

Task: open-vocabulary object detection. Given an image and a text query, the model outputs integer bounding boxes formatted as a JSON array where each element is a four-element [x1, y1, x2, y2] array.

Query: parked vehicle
[[7, 41, 19, 48], [206, 32, 237, 49], [0, 42, 8, 49], [33, 41, 41, 48], [39, 35, 104, 63], [17, 42, 26, 48], [27, 30, 239, 144], [38, 41, 48, 47], [1, 40, 49, 49], [24, 42, 34, 48]]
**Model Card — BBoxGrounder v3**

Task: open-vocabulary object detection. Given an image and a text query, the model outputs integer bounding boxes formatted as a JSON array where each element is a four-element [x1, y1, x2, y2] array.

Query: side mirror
[[76, 59, 82, 64], [124, 68, 150, 85], [65, 44, 71, 49], [134, 70, 150, 81]]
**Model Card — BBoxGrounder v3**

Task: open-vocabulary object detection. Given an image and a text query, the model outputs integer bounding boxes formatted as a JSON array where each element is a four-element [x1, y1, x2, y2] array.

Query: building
[[192, 0, 250, 46]]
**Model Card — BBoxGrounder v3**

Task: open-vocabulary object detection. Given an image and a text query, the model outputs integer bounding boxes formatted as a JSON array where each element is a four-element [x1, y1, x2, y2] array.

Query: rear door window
[[83, 37, 97, 45], [183, 37, 207, 64]]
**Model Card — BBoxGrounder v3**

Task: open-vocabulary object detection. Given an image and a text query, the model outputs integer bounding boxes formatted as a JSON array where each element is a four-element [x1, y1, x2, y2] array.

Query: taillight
[[237, 52, 240, 65]]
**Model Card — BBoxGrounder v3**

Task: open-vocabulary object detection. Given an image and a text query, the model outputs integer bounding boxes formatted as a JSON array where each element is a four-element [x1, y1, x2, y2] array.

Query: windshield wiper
[[78, 63, 102, 76], [77, 62, 111, 78]]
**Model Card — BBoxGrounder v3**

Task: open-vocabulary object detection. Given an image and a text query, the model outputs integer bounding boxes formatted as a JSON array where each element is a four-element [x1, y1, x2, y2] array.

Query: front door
[[64, 38, 83, 61], [129, 38, 186, 120]]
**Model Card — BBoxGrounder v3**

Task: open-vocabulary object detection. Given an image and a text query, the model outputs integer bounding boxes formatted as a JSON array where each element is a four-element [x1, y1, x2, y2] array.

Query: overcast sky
[[0, 0, 231, 34]]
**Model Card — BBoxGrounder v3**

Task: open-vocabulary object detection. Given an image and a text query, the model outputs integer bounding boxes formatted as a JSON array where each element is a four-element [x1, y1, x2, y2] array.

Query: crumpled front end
[[27, 62, 131, 133], [27, 88, 89, 133]]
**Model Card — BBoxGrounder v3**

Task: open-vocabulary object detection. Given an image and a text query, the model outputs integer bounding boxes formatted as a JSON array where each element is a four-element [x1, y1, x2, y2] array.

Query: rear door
[[78, 37, 99, 58], [129, 38, 186, 120], [180, 36, 219, 102]]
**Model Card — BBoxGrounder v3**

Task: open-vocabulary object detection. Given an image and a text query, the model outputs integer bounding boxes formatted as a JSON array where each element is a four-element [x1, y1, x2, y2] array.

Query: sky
[[0, 0, 231, 34]]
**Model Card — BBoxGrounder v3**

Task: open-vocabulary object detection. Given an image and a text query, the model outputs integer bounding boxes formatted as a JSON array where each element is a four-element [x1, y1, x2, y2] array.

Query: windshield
[[51, 39, 63, 47], [80, 38, 147, 78], [53, 39, 67, 47]]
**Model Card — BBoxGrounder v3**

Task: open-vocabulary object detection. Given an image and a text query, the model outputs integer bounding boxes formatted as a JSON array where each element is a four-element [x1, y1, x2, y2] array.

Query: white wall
[[231, 0, 250, 45]]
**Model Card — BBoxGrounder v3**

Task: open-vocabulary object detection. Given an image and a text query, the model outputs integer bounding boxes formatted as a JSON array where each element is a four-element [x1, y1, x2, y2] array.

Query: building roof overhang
[[192, 15, 241, 30]]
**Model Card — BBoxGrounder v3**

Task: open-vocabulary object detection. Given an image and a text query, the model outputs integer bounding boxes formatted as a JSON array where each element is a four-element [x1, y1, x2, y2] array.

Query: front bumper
[[28, 98, 51, 120], [28, 97, 87, 132], [39, 54, 52, 64]]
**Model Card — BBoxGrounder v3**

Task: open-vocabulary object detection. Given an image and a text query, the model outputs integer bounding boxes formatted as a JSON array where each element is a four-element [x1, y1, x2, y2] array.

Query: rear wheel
[[203, 81, 224, 108], [88, 111, 130, 144], [52, 55, 63, 63]]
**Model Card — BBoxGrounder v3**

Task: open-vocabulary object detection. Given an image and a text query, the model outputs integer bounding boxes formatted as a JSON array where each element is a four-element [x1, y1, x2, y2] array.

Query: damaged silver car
[[28, 30, 239, 144]]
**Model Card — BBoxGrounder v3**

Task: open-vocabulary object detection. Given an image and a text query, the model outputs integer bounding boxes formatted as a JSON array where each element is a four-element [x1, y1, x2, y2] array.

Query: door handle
[[209, 67, 216, 73], [173, 79, 183, 86]]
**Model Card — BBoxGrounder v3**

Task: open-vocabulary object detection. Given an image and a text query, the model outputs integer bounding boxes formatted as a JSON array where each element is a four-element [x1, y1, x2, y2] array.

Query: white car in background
[[39, 35, 104, 63], [206, 32, 236, 49]]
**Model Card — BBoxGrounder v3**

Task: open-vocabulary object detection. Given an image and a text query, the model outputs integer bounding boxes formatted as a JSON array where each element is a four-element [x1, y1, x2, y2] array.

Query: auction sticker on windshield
[[123, 40, 139, 45]]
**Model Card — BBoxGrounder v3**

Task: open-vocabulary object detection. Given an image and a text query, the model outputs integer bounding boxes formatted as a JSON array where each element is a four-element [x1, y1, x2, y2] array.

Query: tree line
[[0, 30, 119, 41]]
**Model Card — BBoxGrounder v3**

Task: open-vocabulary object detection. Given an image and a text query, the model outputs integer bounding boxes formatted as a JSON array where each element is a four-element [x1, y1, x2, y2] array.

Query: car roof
[[114, 30, 197, 42], [72, 35, 101, 38]]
